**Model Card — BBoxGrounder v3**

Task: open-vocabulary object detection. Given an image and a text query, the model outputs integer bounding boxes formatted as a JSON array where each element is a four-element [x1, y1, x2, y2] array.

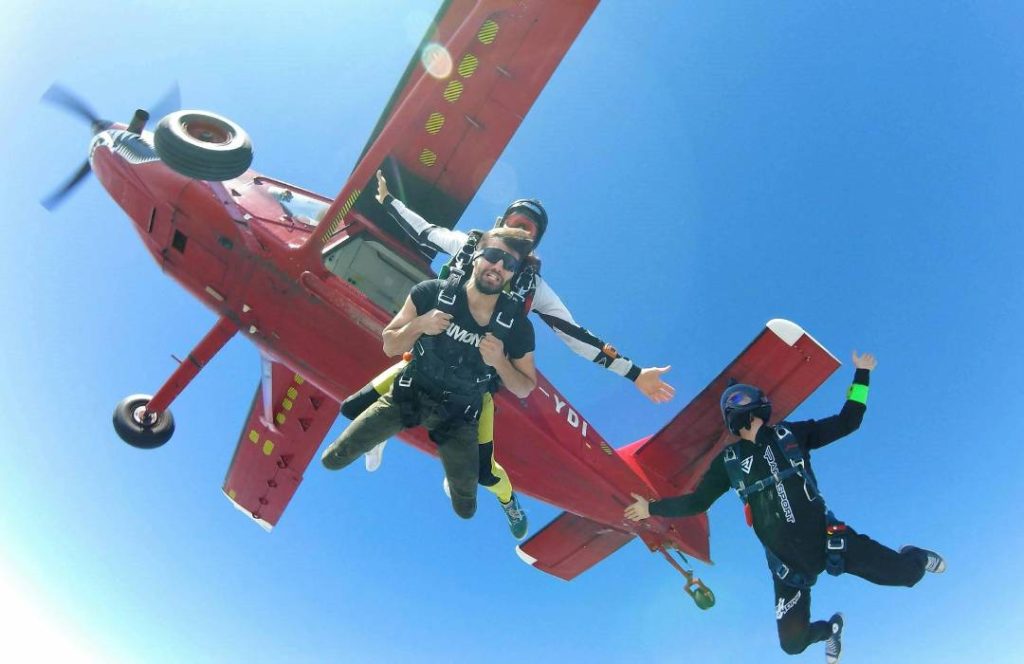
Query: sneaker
[[364, 442, 386, 472], [901, 545, 946, 573], [500, 493, 529, 540], [825, 613, 844, 664]]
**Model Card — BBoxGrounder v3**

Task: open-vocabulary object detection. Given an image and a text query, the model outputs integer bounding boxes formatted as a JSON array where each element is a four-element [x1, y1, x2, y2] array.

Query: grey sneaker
[[901, 545, 946, 573], [825, 613, 843, 664], [500, 493, 529, 540], [364, 441, 386, 472]]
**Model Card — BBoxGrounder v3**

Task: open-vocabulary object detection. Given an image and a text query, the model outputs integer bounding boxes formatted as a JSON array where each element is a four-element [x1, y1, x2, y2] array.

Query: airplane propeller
[[40, 82, 181, 210]]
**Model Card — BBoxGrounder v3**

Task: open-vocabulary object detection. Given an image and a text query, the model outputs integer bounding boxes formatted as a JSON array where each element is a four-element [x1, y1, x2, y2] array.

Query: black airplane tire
[[154, 110, 253, 181], [113, 394, 175, 449]]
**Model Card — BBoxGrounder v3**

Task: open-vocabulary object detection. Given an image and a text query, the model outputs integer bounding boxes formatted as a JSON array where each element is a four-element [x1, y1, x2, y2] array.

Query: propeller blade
[[147, 81, 181, 124], [41, 160, 92, 211], [41, 84, 103, 125]]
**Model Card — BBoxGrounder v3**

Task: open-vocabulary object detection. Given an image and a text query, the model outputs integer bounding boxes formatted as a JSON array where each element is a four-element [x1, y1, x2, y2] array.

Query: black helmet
[[720, 383, 771, 435], [497, 198, 548, 247]]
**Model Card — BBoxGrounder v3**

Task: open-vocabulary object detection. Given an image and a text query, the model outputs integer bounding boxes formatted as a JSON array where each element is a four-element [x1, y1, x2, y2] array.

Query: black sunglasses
[[475, 246, 521, 272]]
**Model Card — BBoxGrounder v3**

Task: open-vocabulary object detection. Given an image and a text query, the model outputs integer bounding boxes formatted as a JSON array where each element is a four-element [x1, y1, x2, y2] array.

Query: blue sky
[[2, 1, 1022, 662]]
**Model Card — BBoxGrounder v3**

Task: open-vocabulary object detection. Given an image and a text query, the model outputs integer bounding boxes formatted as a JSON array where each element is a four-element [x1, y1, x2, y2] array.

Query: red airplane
[[45, 0, 841, 608]]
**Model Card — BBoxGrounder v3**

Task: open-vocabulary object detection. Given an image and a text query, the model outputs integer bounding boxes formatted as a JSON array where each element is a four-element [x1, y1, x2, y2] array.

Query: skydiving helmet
[[720, 383, 772, 435], [496, 198, 548, 247]]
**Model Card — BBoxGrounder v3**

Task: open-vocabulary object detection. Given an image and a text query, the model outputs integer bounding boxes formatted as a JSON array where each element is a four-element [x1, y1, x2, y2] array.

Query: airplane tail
[[516, 511, 634, 580], [516, 319, 838, 595]]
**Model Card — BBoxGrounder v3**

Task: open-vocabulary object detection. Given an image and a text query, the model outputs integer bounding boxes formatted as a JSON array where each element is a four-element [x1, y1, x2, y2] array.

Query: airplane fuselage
[[88, 126, 710, 560]]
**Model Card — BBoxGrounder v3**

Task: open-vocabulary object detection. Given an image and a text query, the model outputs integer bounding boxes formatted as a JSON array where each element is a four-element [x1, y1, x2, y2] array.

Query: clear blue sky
[[2, 1, 1021, 662]]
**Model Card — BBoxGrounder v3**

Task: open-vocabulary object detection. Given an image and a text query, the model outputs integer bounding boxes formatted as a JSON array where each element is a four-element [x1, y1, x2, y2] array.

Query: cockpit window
[[267, 185, 329, 226]]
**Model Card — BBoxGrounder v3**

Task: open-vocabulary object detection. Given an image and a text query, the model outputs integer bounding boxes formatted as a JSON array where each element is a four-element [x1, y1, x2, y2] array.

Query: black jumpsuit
[[649, 368, 929, 655]]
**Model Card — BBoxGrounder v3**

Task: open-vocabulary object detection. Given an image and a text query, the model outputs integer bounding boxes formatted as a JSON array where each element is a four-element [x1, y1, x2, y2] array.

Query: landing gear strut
[[660, 547, 716, 610], [113, 317, 237, 449]]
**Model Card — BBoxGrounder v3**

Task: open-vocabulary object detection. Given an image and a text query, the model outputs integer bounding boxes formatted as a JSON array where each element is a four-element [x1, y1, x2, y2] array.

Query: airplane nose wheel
[[113, 394, 175, 449]]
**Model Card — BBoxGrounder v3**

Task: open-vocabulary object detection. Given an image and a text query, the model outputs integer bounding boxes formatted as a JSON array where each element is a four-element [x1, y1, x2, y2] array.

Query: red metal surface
[[147, 317, 236, 414], [304, 0, 600, 259], [518, 511, 634, 581], [222, 360, 340, 528]]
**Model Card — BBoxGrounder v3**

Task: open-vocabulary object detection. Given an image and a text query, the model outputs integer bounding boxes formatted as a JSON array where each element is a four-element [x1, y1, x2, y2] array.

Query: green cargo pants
[[321, 388, 480, 518]]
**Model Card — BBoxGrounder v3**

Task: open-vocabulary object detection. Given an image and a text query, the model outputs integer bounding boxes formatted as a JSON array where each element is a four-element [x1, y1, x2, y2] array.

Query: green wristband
[[847, 383, 869, 405]]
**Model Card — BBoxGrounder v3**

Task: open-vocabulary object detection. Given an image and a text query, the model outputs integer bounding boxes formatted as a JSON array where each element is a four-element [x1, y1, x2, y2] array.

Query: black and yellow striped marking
[[599, 442, 614, 456], [458, 53, 479, 78], [443, 80, 464, 103], [477, 19, 498, 44], [425, 112, 446, 134], [322, 188, 362, 243], [419, 148, 438, 167]]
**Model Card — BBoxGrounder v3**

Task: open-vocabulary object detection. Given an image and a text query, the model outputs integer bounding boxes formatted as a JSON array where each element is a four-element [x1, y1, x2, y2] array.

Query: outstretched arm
[[531, 279, 676, 404], [624, 455, 730, 520], [791, 350, 875, 451], [375, 170, 467, 255]]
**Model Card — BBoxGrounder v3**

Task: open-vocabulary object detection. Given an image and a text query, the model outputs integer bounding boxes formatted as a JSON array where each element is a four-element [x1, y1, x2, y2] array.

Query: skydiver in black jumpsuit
[[625, 352, 945, 663]]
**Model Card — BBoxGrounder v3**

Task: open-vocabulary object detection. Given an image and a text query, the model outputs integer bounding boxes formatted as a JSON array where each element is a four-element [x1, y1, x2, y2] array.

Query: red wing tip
[[766, 319, 805, 346], [766, 319, 840, 363], [223, 489, 274, 532], [516, 546, 538, 566]]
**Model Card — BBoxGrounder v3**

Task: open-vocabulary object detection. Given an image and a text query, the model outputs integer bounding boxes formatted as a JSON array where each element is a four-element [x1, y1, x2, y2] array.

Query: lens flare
[[421, 43, 453, 79]]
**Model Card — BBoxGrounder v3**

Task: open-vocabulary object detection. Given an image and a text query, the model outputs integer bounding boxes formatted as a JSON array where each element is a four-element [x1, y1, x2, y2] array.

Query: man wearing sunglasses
[[338, 170, 675, 540], [623, 352, 945, 663], [322, 227, 537, 521]]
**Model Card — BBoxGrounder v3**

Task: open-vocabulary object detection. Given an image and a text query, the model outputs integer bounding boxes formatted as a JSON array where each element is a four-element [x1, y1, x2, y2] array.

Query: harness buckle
[[776, 563, 791, 580], [495, 311, 514, 329], [397, 373, 413, 388], [437, 289, 457, 307], [826, 537, 847, 551]]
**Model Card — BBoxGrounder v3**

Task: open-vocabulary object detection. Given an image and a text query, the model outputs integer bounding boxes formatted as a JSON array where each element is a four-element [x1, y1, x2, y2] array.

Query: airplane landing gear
[[113, 394, 175, 449], [660, 547, 716, 610], [154, 109, 253, 181], [112, 317, 237, 450]]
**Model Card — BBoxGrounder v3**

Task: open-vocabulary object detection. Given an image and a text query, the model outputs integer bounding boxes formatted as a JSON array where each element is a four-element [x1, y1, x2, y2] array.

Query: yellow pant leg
[[371, 360, 407, 395], [478, 393, 514, 503]]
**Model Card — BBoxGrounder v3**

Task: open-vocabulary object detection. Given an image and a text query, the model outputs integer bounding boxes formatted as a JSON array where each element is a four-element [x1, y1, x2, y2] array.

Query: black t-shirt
[[409, 279, 535, 360]]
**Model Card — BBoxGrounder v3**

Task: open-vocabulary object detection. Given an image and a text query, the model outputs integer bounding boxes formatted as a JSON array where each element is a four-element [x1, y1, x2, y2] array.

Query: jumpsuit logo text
[[764, 445, 797, 524]]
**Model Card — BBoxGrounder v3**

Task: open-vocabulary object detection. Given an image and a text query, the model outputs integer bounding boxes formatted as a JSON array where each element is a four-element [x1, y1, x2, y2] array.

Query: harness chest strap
[[723, 426, 848, 582]]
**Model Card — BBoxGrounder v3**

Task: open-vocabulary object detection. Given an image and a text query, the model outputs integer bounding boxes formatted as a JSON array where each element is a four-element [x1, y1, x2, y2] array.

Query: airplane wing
[[516, 511, 634, 581], [310, 0, 600, 256], [619, 319, 841, 498], [222, 358, 340, 530]]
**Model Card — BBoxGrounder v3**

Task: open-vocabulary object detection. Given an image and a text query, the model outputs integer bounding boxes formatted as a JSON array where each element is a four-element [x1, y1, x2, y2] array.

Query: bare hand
[[374, 169, 390, 205], [635, 365, 675, 404], [852, 350, 877, 371], [479, 333, 506, 368], [418, 310, 452, 336], [624, 492, 651, 521]]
